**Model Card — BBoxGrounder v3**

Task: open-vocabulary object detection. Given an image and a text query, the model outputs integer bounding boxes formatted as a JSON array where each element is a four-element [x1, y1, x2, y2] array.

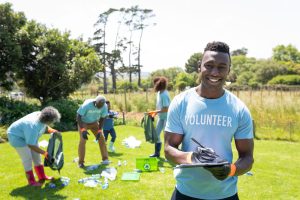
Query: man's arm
[[233, 138, 254, 176], [76, 114, 86, 129], [158, 106, 168, 113], [164, 131, 191, 164], [98, 117, 105, 130]]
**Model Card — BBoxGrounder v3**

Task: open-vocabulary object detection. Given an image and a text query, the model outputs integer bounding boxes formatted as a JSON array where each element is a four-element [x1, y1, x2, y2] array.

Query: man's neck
[[196, 84, 225, 99]]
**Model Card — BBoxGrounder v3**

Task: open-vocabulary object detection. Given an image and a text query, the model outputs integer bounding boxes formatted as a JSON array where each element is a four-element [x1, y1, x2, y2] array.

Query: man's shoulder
[[225, 90, 246, 105], [173, 87, 196, 102], [82, 99, 94, 106]]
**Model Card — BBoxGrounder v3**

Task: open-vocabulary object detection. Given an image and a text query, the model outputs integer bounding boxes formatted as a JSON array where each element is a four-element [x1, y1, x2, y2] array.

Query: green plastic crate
[[136, 157, 159, 172]]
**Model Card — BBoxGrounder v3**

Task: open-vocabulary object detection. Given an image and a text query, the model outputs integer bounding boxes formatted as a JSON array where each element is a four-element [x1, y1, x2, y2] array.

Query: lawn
[[0, 125, 299, 200]]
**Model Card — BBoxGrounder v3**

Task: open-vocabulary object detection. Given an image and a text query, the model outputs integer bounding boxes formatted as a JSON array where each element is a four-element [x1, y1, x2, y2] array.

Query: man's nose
[[210, 67, 220, 75]]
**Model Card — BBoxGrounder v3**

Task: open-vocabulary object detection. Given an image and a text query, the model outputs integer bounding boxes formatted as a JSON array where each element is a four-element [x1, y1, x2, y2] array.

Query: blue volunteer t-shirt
[[103, 111, 115, 130], [77, 99, 108, 123], [165, 88, 253, 199], [156, 90, 171, 120], [7, 112, 47, 147]]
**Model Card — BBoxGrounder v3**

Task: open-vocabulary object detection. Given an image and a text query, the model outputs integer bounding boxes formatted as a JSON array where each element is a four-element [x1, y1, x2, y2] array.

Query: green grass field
[[0, 125, 299, 200]]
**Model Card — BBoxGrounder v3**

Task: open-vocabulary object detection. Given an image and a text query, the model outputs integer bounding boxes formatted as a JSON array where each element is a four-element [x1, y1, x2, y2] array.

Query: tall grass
[[233, 89, 300, 141]]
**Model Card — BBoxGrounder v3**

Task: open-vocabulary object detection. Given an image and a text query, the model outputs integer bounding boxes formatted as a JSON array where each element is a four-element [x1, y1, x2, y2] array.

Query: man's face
[[199, 50, 230, 91], [95, 101, 105, 109]]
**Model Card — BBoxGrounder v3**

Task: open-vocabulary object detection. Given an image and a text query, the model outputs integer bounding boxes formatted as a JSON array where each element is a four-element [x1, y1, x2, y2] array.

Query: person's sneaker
[[108, 145, 116, 153], [101, 159, 111, 165], [78, 163, 85, 168]]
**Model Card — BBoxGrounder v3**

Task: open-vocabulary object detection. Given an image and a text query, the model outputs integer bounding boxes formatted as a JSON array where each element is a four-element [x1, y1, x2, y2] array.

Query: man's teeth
[[209, 78, 219, 82]]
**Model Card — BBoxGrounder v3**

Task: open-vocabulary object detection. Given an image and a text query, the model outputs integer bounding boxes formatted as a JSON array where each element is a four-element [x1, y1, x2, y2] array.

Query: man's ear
[[198, 61, 202, 72]]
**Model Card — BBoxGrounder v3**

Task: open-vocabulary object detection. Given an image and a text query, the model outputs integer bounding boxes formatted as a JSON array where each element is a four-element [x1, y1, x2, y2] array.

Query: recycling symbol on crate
[[144, 163, 151, 170]]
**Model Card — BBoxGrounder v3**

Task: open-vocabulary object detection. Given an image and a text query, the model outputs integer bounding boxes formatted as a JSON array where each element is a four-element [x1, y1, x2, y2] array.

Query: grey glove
[[191, 138, 228, 164]]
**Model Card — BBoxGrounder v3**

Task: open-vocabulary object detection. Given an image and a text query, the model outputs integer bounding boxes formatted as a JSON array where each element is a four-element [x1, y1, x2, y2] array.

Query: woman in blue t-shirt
[[148, 77, 171, 157], [7, 106, 61, 187]]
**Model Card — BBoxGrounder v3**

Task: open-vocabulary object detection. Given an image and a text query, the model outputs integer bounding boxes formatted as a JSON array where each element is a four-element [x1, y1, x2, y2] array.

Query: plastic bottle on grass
[[102, 178, 109, 190]]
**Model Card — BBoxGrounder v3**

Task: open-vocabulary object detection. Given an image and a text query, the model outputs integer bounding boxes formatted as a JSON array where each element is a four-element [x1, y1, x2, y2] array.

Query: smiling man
[[164, 41, 254, 200]]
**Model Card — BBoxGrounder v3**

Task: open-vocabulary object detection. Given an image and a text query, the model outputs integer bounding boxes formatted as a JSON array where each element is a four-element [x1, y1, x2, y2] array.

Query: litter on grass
[[245, 171, 254, 176], [122, 136, 141, 148], [101, 167, 117, 181], [78, 173, 110, 189], [60, 176, 70, 186], [73, 157, 79, 163]]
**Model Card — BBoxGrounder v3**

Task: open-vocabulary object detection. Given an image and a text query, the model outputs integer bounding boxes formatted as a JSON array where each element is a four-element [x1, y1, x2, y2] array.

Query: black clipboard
[[175, 161, 229, 169]]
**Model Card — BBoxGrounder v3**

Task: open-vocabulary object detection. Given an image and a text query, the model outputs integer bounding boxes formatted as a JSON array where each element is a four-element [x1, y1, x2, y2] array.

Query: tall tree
[[252, 59, 288, 84], [231, 47, 248, 56], [123, 6, 139, 85], [272, 44, 300, 63], [229, 55, 256, 82], [106, 49, 124, 91], [94, 8, 117, 94], [150, 67, 184, 89], [185, 52, 203, 73], [0, 3, 26, 90], [18, 21, 101, 105], [133, 8, 155, 87]]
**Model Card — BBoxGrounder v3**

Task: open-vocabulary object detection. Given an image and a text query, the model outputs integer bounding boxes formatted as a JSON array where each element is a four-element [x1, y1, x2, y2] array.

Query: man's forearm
[[164, 145, 191, 165], [234, 156, 254, 176]]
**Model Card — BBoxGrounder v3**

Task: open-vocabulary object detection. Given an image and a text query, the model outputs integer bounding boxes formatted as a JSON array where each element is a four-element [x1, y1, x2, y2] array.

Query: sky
[[2, 0, 300, 72]]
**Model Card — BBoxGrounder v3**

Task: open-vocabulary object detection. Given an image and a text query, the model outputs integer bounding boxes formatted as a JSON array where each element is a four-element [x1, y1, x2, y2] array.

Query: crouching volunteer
[[7, 106, 61, 187], [76, 95, 110, 168]]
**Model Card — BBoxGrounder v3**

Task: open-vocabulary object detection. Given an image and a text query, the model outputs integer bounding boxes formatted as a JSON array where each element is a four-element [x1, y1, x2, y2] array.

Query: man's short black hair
[[204, 41, 230, 54], [204, 41, 231, 63]]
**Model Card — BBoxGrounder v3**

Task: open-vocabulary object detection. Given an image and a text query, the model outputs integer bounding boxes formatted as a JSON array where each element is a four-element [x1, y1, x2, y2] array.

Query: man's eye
[[219, 66, 227, 70], [205, 64, 213, 68]]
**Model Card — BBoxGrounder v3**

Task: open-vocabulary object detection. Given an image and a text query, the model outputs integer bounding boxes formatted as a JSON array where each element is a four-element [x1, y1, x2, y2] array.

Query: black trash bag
[[141, 113, 158, 144], [44, 133, 64, 173]]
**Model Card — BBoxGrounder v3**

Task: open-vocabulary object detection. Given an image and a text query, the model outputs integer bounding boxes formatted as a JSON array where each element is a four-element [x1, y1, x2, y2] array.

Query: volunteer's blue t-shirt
[[165, 88, 253, 199], [156, 90, 171, 120], [77, 99, 108, 123], [103, 111, 116, 130], [7, 112, 47, 147]]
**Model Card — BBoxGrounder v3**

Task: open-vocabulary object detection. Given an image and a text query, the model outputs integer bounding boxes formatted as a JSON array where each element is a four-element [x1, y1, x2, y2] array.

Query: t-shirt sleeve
[[161, 93, 171, 107], [234, 106, 253, 139], [77, 104, 86, 116], [165, 97, 183, 134]]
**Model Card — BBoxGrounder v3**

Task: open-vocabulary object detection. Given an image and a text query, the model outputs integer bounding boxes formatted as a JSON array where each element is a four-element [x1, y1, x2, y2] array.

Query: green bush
[[0, 97, 39, 126], [45, 99, 82, 131], [268, 75, 300, 85]]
